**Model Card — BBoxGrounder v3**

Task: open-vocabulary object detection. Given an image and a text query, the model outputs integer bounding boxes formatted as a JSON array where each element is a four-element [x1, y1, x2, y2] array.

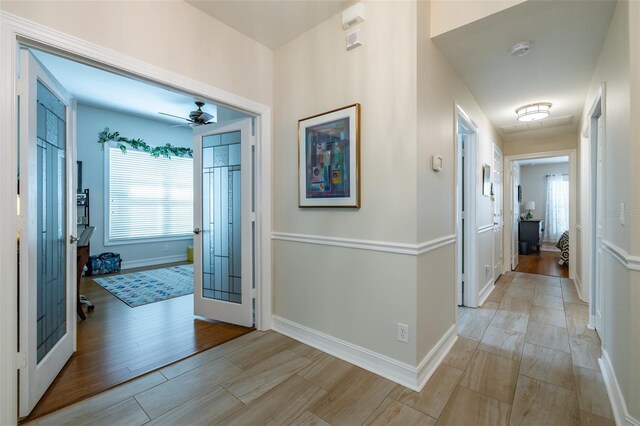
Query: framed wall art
[[298, 103, 360, 208]]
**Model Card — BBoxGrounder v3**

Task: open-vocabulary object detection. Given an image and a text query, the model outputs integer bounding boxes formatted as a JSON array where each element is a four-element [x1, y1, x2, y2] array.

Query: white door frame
[[455, 104, 479, 307], [493, 144, 504, 280], [0, 12, 272, 425], [503, 149, 578, 280], [582, 83, 606, 331]]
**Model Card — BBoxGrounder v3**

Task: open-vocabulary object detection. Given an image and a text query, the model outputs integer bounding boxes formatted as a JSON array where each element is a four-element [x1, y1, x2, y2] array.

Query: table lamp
[[524, 201, 535, 219]]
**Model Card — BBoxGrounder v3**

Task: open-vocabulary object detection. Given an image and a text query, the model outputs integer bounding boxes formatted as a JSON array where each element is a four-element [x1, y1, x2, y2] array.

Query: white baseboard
[[574, 275, 586, 303], [599, 348, 640, 426], [272, 315, 457, 391], [121, 254, 188, 270], [479, 279, 495, 306], [416, 325, 458, 389]]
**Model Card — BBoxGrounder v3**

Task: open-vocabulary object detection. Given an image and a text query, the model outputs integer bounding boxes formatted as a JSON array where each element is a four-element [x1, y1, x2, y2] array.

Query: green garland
[[97, 127, 193, 158]]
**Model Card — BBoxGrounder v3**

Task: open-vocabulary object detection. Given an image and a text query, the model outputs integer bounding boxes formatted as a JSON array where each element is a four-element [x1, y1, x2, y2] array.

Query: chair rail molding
[[602, 240, 640, 272], [271, 232, 456, 256]]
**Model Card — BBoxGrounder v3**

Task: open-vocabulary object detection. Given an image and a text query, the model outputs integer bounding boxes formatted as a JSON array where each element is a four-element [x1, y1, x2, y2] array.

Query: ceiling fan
[[159, 101, 216, 126]]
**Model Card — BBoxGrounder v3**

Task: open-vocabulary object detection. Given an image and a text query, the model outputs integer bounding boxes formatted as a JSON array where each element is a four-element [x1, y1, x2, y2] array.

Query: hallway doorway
[[504, 151, 577, 280]]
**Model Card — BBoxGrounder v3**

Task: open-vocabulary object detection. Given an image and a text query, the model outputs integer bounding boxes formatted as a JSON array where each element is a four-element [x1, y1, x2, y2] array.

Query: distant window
[[107, 146, 193, 242]]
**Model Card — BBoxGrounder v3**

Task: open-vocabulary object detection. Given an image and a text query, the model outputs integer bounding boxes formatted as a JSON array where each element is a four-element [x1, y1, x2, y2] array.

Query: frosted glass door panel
[[202, 131, 242, 303], [36, 81, 67, 363]]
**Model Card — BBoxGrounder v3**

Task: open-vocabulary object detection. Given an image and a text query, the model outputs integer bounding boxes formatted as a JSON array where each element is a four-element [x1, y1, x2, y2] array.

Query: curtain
[[545, 174, 569, 242]]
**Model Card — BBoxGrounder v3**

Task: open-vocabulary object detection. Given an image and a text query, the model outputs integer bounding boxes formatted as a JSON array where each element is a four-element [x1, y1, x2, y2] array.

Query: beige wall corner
[[503, 132, 578, 157], [430, 0, 526, 38]]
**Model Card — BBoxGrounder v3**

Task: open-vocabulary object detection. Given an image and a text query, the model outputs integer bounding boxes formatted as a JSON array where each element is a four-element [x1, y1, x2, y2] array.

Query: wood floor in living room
[[27, 272, 612, 425], [22, 262, 253, 423]]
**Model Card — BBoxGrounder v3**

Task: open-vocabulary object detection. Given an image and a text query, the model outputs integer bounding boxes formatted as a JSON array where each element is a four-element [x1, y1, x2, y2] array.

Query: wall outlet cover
[[397, 323, 409, 343]]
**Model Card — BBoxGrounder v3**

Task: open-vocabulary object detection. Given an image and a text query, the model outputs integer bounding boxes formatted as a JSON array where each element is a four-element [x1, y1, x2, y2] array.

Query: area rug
[[94, 264, 193, 307]]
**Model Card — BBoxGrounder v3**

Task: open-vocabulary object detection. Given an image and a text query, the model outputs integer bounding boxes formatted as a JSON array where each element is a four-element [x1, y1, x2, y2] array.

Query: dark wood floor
[[24, 262, 253, 422], [514, 250, 569, 278]]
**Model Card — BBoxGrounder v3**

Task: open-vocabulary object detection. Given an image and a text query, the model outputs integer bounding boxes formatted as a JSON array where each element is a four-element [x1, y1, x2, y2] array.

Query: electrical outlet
[[397, 323, 409, 343]]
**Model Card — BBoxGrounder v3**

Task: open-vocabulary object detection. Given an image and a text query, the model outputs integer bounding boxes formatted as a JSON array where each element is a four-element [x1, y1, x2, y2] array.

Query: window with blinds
[[107, 146, 193, 242]]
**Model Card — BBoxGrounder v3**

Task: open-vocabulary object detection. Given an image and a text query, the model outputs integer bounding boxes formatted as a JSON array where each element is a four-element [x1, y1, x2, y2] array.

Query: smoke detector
[[510, 41, 533, 57]]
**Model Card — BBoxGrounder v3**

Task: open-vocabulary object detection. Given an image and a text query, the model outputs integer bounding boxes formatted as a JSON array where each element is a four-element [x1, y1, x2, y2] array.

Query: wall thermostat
[[431, 155, 443, 172], [346, 29, 362, 51]]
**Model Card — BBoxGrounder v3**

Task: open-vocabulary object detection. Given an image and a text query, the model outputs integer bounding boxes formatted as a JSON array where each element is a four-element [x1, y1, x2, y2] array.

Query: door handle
[[69, 235, 78, 244], [193, 228, 201, 235]]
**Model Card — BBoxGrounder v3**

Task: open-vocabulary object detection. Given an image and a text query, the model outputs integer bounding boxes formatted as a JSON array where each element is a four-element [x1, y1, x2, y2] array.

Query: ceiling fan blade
[[158, 112, 192, 121], [168, 123, 193, 128], [197, 112, 213, 123]]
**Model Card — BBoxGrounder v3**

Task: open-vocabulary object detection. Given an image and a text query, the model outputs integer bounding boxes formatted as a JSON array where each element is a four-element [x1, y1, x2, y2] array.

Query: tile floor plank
[[309, 368, 396, 426], [458, 350, 520, 404], [363, 397, 437, 426], [436, 386, 510, 426], [389, 364, 463, 419], [519, 343, 576, 390], [510, 375, 580, 425]]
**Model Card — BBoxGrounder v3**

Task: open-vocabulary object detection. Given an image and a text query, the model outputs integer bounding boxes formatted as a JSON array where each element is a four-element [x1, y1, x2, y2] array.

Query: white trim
[[0, 12, 273, 423], [272, 315, 457, 391], [576, 223, 583, 232], [479, 280, 496, 305], [271, 232, 456, 256], [573, 274, 585, 302], [599, 349, 640, 426], [120, 254, 188, 270], [478, 224, 494, 234], [415, 325, 458, 389], [602, 240, 640, 272]]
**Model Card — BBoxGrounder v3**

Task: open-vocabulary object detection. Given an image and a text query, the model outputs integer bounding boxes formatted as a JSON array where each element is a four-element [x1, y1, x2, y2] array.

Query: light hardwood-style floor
[[515, 251, 569, 278], [27, 272, 613, 426], [23, 262, 253, 423]]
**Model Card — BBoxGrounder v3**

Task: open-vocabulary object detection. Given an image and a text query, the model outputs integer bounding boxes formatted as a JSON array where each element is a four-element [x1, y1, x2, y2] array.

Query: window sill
[[104, 235, 193, 246]]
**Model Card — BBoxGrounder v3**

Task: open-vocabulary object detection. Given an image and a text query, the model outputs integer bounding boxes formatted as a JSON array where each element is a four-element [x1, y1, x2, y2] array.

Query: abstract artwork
[[298, 104, 360, 207]]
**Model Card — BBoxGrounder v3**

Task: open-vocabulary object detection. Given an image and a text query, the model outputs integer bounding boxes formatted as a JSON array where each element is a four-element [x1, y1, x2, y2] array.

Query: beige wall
[[578, 1, 639, 420], [0, 1, 273, 107], [430, 0, 526, 37], [273, 1, 419, 364], [416, 0, 503, 360], [503, 132, 577, 157]]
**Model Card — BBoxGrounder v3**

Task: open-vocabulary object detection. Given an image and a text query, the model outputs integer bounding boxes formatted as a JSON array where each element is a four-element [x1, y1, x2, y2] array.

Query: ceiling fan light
[[516, 102, 552, 122]]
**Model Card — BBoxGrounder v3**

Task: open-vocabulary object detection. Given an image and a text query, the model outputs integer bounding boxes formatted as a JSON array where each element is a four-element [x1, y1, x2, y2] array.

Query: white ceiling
[[433, 0, 616, 142], [186, 0, 353, 49], [518, 156, 569, 166], [31, 49, 246, 126]]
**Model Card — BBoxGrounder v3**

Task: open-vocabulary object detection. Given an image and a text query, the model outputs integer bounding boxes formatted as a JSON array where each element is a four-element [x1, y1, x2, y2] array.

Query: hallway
[[28, 272, 612, 425]]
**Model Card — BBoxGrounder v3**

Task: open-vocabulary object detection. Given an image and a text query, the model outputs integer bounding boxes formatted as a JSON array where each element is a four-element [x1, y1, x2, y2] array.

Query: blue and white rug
[[94, 264, 194, 307]]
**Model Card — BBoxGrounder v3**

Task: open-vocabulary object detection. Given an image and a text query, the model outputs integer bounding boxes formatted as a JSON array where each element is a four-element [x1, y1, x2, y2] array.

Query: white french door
[[192, 119, 253, 327], [18, 49, 77, 417]]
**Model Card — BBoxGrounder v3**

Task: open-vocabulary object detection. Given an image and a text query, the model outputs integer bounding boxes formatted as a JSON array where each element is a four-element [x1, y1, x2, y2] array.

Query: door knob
[[193, 228, 201, 235], [69, 235, 78, 244]]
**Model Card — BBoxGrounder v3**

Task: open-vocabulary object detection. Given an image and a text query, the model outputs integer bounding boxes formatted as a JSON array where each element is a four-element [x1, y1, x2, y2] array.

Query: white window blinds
[[108, 147, 193, 241]]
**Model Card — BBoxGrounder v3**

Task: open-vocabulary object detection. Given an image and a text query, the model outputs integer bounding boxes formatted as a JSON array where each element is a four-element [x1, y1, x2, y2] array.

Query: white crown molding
[[478, 224, 494, 234], [602, 240, 640, 272], [271, 232, 456, 256], [599, 349, 640, 426], [272, 315, 457, 391]]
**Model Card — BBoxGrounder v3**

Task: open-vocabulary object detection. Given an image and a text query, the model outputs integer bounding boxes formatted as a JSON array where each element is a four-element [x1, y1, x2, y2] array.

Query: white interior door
[[493, 145, 503, 280], [18, 49, 77, 417], [193, 119, 253, 327], [511, 163, 520, 270]]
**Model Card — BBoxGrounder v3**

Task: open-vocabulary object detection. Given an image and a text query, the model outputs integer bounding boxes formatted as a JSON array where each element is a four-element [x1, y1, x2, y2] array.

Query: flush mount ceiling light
[[510, 41, 533, 57], [516, 102, 552, 122]]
